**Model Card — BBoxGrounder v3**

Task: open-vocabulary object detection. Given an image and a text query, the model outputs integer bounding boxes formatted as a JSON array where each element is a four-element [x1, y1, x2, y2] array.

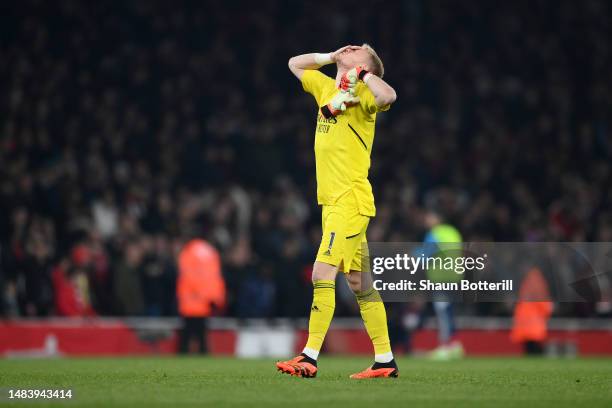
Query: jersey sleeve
[[301, 70, 335, 106], [360, 86, 391, 115]]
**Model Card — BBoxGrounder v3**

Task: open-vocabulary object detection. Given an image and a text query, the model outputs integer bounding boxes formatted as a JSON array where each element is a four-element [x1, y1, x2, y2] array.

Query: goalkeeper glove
[[321, 66, 364, 119], [320, 90, 360, 119], [339, 72, 357, 93], [320, 65, 371, 119], [346, 66, 371, 83], [339, 65, 368, 92]]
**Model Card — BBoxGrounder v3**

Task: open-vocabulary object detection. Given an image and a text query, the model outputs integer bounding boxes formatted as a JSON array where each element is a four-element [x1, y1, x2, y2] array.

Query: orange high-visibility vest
[[177, 239, 226, 317], [511, 267, 553, 343]]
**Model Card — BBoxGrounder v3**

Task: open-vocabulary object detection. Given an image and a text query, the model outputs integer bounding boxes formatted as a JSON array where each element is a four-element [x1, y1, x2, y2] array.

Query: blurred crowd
[[1, 0, 611, 318]]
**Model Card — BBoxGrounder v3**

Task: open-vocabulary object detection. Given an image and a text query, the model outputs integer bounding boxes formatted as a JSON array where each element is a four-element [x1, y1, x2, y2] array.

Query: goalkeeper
[[276, 45, 398, 379]]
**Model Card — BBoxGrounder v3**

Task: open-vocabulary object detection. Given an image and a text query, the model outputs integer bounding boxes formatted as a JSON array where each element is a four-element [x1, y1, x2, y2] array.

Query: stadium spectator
[[51, 249, 96, 317], [113, 240, 146, 316]]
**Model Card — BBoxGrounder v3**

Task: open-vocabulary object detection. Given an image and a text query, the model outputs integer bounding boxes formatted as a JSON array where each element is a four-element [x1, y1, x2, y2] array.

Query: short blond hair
[[362, 43, 384, 78]]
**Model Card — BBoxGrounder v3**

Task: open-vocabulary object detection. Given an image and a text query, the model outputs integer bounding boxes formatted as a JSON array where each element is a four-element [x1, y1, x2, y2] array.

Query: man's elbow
[[288, 57, 304, 79], [288, 57, 297, 70], [288, 57, 298, 75], [378, 89, 397, 107]]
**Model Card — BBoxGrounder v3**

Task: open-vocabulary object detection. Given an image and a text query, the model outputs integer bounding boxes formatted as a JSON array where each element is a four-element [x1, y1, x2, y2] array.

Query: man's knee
[[345, 271, 362, 293], [312, 261, 338, 281]]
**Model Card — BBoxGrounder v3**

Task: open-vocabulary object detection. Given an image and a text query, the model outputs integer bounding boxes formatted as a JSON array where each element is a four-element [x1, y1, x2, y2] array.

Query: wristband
[[320, 104, 335, 119], [362, 72, 374, 84], [314, 53, 333, 65], [358, 69, 371, 81]]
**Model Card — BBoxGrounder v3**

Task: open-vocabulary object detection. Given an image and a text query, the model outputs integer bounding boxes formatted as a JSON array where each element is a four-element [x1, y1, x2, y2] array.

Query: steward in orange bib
[[511, 267, 553, 355], [177, 238, 226, 354]]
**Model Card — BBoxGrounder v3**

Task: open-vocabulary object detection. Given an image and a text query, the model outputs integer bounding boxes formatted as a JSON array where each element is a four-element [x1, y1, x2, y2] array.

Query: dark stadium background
[[1, 0, 611, 352]]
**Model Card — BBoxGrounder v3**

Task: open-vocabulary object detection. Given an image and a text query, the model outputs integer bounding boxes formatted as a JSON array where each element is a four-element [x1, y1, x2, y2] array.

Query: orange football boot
[[350, 362, 399, 379], [276, 354, 318, 378]]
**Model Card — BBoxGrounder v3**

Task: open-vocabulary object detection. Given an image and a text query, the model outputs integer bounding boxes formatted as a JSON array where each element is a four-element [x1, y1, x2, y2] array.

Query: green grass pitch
[[1, 356, 611, 407]]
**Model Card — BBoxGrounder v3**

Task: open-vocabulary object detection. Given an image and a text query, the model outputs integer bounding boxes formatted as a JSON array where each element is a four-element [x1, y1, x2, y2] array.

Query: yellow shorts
[[316, 190, 370, 273]]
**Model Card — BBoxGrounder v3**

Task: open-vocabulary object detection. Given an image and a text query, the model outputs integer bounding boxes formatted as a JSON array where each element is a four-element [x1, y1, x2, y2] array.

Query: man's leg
[[198, 317, 207, 354], [277, 207, 346, 377], [345, 271, 393, 363], [434, 301, 453, 345], [276, 261, 337, 377], [178, 319, 188, 354], [301, 208, 347, 360], [178, 316, 191, 354], [430, 300, 464, 360], [346, 270, 398, 378], [303, 261, 338, 359]]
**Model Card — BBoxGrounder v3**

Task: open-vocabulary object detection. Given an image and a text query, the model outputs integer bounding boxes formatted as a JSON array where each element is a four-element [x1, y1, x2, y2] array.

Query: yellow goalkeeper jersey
[[301, 69, 389, 217]]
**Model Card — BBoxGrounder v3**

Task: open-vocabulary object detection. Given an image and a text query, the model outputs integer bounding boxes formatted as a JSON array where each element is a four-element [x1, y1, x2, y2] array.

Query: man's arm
[[288, 45, 361, 80], [363, 74, 397, 108]]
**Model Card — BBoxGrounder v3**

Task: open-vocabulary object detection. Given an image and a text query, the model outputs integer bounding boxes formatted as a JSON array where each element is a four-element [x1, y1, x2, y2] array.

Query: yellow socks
[[356, 288, 393, 362], [303, 281, 393, 363], [303, 280, 336, 358]]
